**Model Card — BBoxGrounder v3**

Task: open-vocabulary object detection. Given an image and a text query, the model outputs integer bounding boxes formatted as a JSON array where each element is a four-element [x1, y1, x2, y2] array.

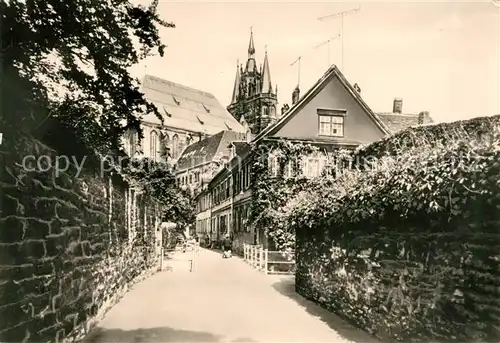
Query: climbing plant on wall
[[287, 115, 500, 342], [121, 158, 195, 227], [249, 138, 331, 250]]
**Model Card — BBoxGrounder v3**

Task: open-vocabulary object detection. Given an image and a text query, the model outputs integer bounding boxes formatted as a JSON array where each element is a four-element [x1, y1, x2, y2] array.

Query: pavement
[[81, 248, 380, 343]]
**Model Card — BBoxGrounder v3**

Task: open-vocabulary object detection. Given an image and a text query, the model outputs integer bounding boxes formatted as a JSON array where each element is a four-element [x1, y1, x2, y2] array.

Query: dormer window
[[163, 107, 172, 117], [202, 104, 211, 113], [172, 96, 180, 105]]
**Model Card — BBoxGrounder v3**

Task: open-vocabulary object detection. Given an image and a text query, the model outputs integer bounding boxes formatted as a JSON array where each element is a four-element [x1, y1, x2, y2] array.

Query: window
[[268, 154, 278, 177], [306, 158, 320, 177], [129, 130, 137, 156], [263, 106, 269, 116], [283, 161, 293, 178], [150, 130, 159, 161], [161, 132, 170, 157], [163, 107, 172, 117], [189, 174, 192, 184], [172, 134, 179, 158], [317, 109, 346, 137], [202, 103, 211, 113], [319, 115, 344, 137]]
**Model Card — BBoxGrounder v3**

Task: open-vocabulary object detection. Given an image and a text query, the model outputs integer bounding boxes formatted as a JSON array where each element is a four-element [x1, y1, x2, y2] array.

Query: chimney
[[353, 83, 361, 93], [393, 98, 403, 114], [292, 86, 300, 105], [418, 111, 430, 125], [281, 103, 290, 115]]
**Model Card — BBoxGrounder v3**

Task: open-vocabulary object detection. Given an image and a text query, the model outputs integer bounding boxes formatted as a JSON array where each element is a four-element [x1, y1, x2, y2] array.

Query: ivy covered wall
[[292, 115, 500, 342], [248, 139, 344, 251]]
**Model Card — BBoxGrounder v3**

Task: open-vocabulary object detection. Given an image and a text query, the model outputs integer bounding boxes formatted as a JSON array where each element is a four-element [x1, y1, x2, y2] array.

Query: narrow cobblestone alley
[[81, 249, 379, 343]]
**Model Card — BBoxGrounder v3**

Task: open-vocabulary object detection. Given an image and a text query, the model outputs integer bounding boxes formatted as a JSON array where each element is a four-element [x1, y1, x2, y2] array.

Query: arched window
[[186, 135, 192, 146], [160, 132, 169, 158], [178, 137, 186, 155], [263, 106, 269, 116], [150, 130, 159, 161], [129, 129, 137, 156], [172, 134, 179, 158]]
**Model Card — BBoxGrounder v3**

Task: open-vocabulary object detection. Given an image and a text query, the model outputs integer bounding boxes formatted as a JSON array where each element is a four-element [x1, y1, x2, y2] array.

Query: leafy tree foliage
[[1, 0, 174, 146], [121, 158, 196, 227]]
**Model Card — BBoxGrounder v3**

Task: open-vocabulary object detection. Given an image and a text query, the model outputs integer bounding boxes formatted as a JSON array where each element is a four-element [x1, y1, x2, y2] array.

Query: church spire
[[231, 60, 241, 104], [248, 27, 255, 57], [261, 47, 272, 94], [245, 27, 257, 73]]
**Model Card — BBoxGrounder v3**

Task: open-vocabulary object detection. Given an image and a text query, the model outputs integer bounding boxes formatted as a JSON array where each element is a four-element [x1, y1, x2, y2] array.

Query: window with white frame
[[283, 160, 293, 178], [268, 154, 279, 177], [306, 158, 321, 177], [318, 109, 346, 137]]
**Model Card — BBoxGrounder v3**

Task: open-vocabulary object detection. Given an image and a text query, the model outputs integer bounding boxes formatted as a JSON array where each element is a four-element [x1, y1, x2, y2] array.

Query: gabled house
[[194, 64, 433, 251], [175, 130, 246, 193]]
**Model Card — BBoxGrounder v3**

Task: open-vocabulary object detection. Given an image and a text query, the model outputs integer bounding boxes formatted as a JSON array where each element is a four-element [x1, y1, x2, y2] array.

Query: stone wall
[[0, 132, 161, 342], [294, 116, 500, 342]]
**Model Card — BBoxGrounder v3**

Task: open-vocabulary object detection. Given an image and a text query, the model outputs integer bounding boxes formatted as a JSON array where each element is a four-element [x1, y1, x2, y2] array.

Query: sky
[[130, 0, 500, 123]]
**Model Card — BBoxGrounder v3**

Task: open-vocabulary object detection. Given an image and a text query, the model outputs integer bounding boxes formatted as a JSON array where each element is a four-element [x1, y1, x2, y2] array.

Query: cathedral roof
[[140, 75, 245, 135]]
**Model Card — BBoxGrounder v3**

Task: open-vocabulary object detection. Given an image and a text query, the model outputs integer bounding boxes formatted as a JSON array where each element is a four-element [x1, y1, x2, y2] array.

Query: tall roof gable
[[253, 65, 390, 144]]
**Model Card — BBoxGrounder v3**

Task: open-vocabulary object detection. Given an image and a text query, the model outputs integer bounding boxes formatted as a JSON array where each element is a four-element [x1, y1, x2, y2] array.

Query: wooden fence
[[243, 244, 296, 275]]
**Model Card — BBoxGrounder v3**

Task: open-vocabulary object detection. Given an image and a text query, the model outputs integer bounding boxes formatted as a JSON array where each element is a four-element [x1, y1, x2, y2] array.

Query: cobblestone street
[[81, 249, 379, 343]]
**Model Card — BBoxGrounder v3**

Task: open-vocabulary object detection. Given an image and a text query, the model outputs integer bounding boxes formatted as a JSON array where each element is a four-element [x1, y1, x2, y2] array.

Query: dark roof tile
[[175, 130, 245, 171]]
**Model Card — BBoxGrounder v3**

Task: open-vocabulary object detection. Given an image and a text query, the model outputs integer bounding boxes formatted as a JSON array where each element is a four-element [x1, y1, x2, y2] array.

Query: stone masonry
[[0, 132, 161, 343]]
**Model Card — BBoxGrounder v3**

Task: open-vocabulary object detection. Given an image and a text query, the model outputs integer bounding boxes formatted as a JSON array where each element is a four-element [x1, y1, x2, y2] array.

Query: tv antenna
[[313, 34, 340, 68], [290, 56, 302, 87], [318, 6, 361, 71]]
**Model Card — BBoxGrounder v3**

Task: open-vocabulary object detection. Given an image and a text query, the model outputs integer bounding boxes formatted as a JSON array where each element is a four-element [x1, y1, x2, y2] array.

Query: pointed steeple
[[245, 28, 257, 73], [231, 60, 241, 104], [261, 47, 272, 94], [248, 27, 255, 57]]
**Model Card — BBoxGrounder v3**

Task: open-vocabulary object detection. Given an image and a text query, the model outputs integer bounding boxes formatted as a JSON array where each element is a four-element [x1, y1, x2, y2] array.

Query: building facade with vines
[[195, 64, 432, 251]]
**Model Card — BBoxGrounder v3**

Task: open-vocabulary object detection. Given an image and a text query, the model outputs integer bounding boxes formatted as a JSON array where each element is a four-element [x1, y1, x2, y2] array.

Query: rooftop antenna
[[313, 34, 341, 68], [318, 6, 361, 71], [290, 56, 302, 87]]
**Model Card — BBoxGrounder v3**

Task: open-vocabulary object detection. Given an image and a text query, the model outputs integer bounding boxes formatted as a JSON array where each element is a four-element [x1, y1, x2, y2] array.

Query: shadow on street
[[271, 277, 381, 343], [81, 326, 256, 343]]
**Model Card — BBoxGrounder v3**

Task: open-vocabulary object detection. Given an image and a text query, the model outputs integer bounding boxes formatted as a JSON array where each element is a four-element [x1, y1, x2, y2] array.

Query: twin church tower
[[227, 29, 283, 136]]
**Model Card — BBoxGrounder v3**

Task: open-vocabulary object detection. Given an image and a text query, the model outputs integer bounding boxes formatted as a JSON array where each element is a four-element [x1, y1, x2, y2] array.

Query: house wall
[[273, 76, 386, 144]]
